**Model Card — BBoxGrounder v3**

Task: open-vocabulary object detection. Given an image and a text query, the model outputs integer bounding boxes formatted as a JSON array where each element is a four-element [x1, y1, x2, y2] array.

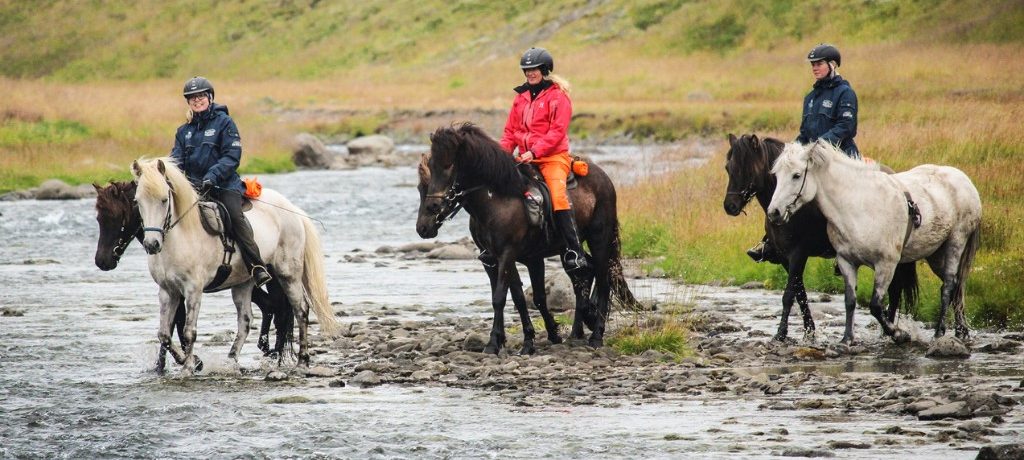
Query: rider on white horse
[[171, 76, 272, 288], [749, 43, 861, 263]]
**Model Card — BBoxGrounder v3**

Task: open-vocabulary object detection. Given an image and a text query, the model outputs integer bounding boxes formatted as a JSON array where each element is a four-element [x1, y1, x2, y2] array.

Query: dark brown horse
[[723, 134, 916, 341], [416, 123, 638, 353], [93, 181, 294, 371]]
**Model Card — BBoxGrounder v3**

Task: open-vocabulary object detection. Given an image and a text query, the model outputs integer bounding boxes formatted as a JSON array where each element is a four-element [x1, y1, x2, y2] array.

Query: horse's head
[[723, 133, 770, 216], [131, 157, 197, 254], [416, 126, 463, 238], [93, 181, 140, 270], [767, 141, 831, 224]]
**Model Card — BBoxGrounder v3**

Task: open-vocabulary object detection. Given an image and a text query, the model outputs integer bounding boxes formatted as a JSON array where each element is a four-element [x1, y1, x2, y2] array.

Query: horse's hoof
[[519, 344, 536, 356], [772, 332, 788, 342], [588, 337, 604, 348], [891, 329, 911, 344], [548, 333, 563, 345], [483, 344, 499, 355]]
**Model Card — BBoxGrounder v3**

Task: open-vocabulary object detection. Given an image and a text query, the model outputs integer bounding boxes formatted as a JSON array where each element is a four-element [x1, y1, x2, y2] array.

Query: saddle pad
[[525, 184, 545, 227]]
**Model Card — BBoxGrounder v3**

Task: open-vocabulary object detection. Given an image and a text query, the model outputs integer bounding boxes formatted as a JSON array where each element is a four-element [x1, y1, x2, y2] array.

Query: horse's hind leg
[[269, 281, 294, 357], [928, 242, 965, 339], [585, 237, 613, 348], [277, 272, 311, 367], [251, 285, 274, 355], [568, 272, 594, 341], [508, 269, 537, 355], [837, 258, 859, 345], [526, 259, 562, 344], [228, 285, 254, 362]]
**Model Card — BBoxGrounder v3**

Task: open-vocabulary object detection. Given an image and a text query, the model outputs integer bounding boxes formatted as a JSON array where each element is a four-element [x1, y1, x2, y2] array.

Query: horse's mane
[[729, 134, 786, 186], [134, 157, 201, 233], [772, 141, 879, 175], [95, 180, 135, 216], [431, 123, 525, 197]]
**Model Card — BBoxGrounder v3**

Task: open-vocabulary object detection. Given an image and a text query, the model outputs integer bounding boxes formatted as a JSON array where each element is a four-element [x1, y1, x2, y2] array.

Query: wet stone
[[918, 401, 970, 420], [778, 447, 835, 457], [351, 370, 381, 387], [265, 371, 289, 382], [925, 336, 971, 359]]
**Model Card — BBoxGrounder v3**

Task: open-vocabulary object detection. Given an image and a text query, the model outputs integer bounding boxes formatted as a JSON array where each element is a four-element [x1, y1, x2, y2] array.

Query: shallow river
[[1, 145, 1019, 458]]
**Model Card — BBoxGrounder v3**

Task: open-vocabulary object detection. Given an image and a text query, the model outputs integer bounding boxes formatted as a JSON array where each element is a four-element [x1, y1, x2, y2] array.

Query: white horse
[[766, 141, 981, 344], [131, 157, 338, 373]]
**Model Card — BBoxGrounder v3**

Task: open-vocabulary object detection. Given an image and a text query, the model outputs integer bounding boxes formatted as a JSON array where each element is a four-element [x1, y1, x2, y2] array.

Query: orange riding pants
[[533, 151, 571, 211]]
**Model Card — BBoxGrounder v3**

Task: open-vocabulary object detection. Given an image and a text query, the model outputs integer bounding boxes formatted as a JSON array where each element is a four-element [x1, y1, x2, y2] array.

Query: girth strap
[[901, 190, 922, 249]]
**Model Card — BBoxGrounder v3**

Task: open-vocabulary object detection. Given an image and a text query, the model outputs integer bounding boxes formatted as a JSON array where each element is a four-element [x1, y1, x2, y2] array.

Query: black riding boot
[[554, 209, 590, 273], [747, 235, 779, 263], [217, 190, 272, 288]]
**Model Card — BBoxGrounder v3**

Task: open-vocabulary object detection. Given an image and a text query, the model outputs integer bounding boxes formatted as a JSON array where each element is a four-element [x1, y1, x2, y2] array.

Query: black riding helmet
[[520, 47, 554, 76], [183, 76, 215, 100], [807, 44, 841, 67]]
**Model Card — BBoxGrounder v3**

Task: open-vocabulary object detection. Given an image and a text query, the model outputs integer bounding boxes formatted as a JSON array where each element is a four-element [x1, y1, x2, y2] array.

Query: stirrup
[[251, 265, 272, 288], [561, 249, 589, 272], [747, 241, 767, 262]]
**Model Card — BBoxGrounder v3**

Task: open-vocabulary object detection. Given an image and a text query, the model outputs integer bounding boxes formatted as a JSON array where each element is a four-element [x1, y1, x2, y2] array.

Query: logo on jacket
[[842, 111, 853, 118], [204, 129, 216, 137], [185, 131, 192, 139], [822, 100, 833, 108], [231, 140, 241, 147]]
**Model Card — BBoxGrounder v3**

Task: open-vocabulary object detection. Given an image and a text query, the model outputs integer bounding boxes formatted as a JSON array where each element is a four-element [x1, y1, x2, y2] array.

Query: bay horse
[[416, 123, 638, 353], [767, 140, 980, 343], [723, 134, 917, 341], [131, 158, 338, 372], [93, 181, 295, 372]]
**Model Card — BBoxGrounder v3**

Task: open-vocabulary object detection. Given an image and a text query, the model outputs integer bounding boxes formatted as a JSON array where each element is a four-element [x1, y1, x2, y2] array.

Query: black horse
[[93, 181, 294, 371], [416, 123, 638, 353], [722, 134, 916, 342]]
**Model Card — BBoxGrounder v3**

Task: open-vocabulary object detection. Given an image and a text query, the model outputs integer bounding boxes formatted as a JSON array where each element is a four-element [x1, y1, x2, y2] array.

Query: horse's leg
[[525, 259, 561, 344], [779, 253, 815, 342], [180, 288, 204, 373], [228, 284, 254, 362], [277, 272, 311, 367], [585, 234, 613, 348], [869, 262, 910, 343], [483, 251, 513, 355], [837, 257, 859, 345], [252, 285, 274, 355], [269, 280, 294, 358], [156, 290, 187, 373], [507, 268, 537, 355], [928, 247, 958, 339]]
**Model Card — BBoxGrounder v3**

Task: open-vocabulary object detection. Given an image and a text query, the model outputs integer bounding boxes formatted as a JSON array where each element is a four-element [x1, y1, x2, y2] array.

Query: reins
[[427, 181, 485, 224], [142, 181, 200, 237]]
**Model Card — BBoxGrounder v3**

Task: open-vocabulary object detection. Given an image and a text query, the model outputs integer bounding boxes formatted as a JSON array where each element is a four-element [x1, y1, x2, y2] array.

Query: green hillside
[[2, 0, 1021, 81]]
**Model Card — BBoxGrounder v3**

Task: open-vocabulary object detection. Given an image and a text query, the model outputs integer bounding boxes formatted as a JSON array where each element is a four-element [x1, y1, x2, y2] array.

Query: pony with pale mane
[[767, 141, 980, 344], [131, 157, 338, 373]]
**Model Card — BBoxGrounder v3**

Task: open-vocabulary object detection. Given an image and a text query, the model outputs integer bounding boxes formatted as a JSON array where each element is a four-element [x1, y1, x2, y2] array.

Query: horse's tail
[[889, 262, 919, 316], [299, 214, 340, 337], [608, 220, 643, 312], [951, 226, 980, 334]]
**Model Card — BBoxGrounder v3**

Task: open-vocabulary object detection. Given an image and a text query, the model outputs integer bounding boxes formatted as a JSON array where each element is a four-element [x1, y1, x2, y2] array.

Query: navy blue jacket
[[796, 75, 860, 159], [170, 103, 245, 193]]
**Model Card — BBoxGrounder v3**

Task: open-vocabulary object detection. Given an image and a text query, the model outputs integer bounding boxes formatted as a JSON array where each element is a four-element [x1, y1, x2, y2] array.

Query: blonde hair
[[546, 74, 572, 97]]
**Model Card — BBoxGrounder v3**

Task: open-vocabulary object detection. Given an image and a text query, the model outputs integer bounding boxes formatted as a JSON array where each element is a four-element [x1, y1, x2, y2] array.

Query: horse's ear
[[156, 159, 166, 175], [131, 160, 142, 178], [92, 183, 102, 192], [750, 134, 760, 145], [727, 133, 737, 146]]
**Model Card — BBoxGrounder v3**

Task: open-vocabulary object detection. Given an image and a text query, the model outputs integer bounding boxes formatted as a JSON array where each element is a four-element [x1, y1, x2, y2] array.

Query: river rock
[[740, 281, 765, 289], [397, 241, 442, 253], [925, 336, 971, 359], [976, 339, 1021, 353], [977, 444, 1024, 460], [525, 271, 574, 312], [265, 370, 289, 381], [292, 133, 339, 169], [350, 370, 381, 387], [426, 245, 476, 260], [347, 134, 394, 156], [304, 366, 337, 378], [918, 401, 970, 420], [779, 447, 835, 457], [463, 333, 488, 352], [31, 179, 96, 200]]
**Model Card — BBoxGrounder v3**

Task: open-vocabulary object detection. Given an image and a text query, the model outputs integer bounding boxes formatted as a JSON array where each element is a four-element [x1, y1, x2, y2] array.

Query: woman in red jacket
[[500, 47, 588, 273]]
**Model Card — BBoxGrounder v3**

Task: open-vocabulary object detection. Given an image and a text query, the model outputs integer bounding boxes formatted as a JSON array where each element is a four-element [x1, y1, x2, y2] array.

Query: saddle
[[518, 160, 582, 237], [197, 197, 254, 293]]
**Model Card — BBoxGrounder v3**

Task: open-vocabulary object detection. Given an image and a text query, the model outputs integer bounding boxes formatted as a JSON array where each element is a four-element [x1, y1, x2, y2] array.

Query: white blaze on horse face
[[136, 178, 170, 253]]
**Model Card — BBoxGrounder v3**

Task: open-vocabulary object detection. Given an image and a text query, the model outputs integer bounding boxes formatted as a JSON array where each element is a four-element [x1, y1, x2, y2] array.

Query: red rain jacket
[[500, 84, 572, 158]]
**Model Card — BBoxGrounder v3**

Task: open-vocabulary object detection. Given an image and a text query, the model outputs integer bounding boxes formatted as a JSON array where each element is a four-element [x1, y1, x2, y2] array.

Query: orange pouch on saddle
[[242, 177, 262, 198], [571, 157, 589, 176]]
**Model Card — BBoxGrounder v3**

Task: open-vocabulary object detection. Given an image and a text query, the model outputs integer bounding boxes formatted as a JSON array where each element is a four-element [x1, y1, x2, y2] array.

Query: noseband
[[426, 180, 485, 225]]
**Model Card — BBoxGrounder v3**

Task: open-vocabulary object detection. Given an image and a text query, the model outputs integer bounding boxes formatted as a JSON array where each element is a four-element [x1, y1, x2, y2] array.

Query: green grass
[[0, 119, 91, 146], [607, 320, 692, 358]]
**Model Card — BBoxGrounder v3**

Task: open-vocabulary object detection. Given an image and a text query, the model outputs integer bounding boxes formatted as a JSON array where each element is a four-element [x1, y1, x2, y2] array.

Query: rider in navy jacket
[[795, 44, 860, 159], [748, 44, 859, 264], [171, 77, 271, 288]]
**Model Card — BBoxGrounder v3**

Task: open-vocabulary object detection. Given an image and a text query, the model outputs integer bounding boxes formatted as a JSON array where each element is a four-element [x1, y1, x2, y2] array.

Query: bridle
[[782, 160, 812, 218], [425, 179, 485, 225], [141, 180, 199, 238], [111, 201, 141, 262]]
